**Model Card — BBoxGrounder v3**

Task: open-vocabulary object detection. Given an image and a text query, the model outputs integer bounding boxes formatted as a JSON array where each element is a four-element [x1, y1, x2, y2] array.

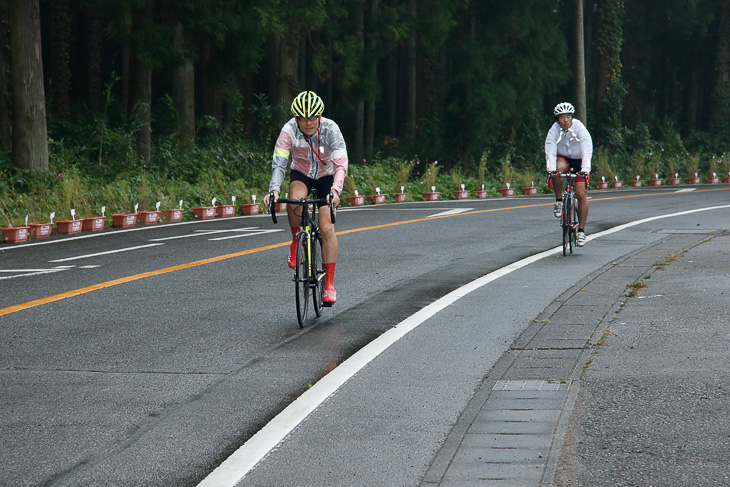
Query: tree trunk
[[620, 0, 642, 129], [685, 69, 700, 131], [575, 0, 587, 123], [126, 6, 151, 162], [172, 22, 195, 150], [128, 56, 151, 162], [385, 51, 398, 138], [593, 0, 624, 127], [9, 0, 49, 170], [712, 0, 730, 126], [86, 12, 103, 112], [364, 0, 381, 161], [267, 41, 280, 103], [325, 38, 334, 113], [277, 30, 299, 105], [594, 51, 611, 120], [0, 0, 11, 146], [353, 1, 365, 162], [406, 0, 417, 139], [201, 50, 223, 121], [127, 53, 151, 163], [48, 0, 71, 119]]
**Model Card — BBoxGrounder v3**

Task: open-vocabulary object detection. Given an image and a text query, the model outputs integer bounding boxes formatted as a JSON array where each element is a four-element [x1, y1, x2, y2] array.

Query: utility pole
[[575, 0, 588, 123]]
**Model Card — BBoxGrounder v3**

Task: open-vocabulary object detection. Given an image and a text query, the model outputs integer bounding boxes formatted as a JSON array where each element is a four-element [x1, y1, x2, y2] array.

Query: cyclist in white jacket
[[263, 91, 348, 305], [545, 102, 592, 247]]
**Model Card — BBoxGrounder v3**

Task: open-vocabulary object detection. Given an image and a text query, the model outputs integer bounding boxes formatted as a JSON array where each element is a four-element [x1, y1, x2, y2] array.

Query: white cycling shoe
[[553, 201, 563, 218], [576, 231, 586, 247]]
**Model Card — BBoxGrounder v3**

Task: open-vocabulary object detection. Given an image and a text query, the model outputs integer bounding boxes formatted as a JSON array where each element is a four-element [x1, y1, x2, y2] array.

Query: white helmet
[[553, 102, 575, 116]]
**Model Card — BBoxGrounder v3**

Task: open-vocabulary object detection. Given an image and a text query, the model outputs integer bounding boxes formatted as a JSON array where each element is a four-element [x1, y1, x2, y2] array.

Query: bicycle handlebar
[[269, 192, 336, 225]]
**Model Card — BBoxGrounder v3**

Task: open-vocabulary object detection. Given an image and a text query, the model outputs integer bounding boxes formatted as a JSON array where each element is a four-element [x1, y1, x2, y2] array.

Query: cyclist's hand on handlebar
[[577, 171, 588, 177], [327, 190, 341, 208], [263, 190, 279, 208]]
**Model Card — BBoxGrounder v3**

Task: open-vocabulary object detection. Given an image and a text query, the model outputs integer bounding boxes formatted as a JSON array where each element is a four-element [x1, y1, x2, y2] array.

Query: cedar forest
[[2, 0, 730, 224]]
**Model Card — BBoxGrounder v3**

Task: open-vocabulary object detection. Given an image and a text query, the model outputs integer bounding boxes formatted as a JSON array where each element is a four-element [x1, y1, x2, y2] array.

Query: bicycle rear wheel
[[311, 233, 324, 316], [295, 234, 310, 327]]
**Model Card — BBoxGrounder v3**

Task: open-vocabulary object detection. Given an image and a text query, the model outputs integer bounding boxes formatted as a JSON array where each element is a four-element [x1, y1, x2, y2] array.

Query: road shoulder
[[421, 231, 721, 486]]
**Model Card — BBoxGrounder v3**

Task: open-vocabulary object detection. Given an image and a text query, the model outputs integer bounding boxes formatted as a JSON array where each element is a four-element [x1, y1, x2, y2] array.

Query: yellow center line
[[3, 186, 728, 317], [0, 243, 285, 317]]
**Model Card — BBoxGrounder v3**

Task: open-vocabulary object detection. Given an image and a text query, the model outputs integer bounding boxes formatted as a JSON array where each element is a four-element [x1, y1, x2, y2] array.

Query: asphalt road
[[1, 184, 729, 486]]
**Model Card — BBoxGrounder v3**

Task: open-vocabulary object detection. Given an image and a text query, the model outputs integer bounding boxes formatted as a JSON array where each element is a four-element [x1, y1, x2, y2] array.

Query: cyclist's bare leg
[[575, 182, 588, 229], [286, 180, 308, 228], [318, 207, 337, 264], [286, 181, 308, 269], [551, 157, 570, 198]]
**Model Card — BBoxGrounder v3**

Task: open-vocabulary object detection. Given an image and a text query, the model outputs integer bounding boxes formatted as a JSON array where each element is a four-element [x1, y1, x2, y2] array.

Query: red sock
[[324, 263, 337, 303], [287, 227, 299, 269], [325, 263, 336, 290]]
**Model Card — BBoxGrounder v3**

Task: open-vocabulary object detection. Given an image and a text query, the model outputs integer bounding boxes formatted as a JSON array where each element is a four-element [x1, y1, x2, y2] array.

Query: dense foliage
[[1, 0, 730, 226]]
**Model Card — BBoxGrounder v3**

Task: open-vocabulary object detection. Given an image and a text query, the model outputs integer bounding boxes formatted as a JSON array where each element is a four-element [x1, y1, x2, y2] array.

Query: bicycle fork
[[297, 227, 318, 286]]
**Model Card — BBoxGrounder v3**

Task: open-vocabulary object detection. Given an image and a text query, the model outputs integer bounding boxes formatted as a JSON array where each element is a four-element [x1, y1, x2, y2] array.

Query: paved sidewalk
[[421, 231, 730, 486]]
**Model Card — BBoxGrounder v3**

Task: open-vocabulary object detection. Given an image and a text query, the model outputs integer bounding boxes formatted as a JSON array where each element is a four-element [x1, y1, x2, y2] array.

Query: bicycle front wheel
[[562, 197, 572, 256], [311, 233, 325, 317], [295, 235, 310, 327], [569, 197, 578, 252]]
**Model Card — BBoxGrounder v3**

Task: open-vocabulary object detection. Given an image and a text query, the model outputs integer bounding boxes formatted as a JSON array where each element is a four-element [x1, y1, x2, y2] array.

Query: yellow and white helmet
[[291, 91, 325, 118]]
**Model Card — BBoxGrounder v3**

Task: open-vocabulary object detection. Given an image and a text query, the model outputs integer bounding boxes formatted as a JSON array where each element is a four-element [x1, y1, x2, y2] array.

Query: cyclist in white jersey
[[545, 102, 593, 247], [263, 91, 348, 305]]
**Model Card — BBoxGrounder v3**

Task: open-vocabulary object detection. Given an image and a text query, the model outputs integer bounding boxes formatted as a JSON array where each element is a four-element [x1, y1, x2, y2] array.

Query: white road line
[[427, 208, 474, 218], [0, 268, 68, 280], [208, 229, 282, 241], [197, 204, 730, 487], [47, 243, 165, 263], [676, 188, 697, 192], [0, 269, 61, 272], [149, 227, 260, 241]]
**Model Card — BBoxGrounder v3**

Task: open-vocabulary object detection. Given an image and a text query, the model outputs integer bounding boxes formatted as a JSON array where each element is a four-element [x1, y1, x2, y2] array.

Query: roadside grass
[[0, 141, 550, 227], [625, 280, 649, 297], [653, 252, 684, 269]]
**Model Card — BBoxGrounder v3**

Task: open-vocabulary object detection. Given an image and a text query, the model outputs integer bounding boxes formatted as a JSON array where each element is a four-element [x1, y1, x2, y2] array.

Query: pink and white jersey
[[269, 117, 349, 194]]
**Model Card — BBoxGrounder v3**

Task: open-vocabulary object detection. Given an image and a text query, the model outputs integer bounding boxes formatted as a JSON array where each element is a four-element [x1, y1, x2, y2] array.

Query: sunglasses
[[296, 116, 320, 123]]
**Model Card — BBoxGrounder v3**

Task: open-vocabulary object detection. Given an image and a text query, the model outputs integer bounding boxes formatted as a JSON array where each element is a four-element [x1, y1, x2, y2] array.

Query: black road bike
[[270, 191, 335, 327], [559, 173, 579, 256]]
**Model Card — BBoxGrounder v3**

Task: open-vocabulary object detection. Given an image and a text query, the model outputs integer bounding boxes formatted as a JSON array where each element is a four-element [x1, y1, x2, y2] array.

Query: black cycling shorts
[[549, 157, 590, 187], [290, 170, 334, 206], [558, 156, 583, 173]]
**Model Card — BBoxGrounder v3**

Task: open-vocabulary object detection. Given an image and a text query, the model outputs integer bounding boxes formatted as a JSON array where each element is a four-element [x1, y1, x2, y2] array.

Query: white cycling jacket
[[544, 118, 593, 173], [269, 117, 349, 195]]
